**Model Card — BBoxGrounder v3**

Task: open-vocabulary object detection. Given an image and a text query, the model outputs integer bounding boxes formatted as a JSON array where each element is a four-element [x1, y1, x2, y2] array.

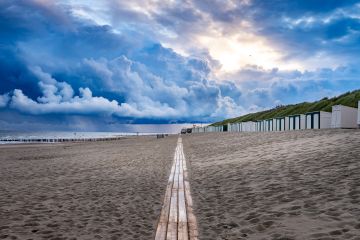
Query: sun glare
[[197, 33, 303, 76]]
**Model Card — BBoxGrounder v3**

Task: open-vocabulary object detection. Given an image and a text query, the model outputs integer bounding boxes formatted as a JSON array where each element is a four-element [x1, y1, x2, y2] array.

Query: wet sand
[[0, 135, 177, 240], [183, 129, 360, 240]]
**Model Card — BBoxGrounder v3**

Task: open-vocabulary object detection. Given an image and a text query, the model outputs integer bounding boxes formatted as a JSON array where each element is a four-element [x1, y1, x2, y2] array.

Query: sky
[[1, 0, 360, 131]]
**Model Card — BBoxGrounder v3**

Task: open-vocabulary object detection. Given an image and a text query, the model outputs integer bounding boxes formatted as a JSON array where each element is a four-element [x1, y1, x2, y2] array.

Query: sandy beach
[[183, 129, 360, 240], [0, 135, 177, 240], [1, 130, 360, 240]]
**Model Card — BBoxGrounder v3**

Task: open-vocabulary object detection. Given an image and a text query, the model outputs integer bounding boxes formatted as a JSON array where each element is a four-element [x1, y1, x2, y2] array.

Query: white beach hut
[[240, 122, 245, 132], [239, 122, 244, 132], [250, 121, 256, 132], [300, 114, 306, 130], [331, 105, 358, 129], [358, 101, 360, 127], [237, 122, 241, 132], [259, 120, 265, 132], [275, 117, 286, 131], [241, 121, 256, 132], [263, 120, 268, 132], [236, 123, 241, 132], [231, 123, 239, 132], [261, 120, 266, 132], [305, 111, 332, 129], [288, 114, 300, 130], [288, 114, 305, 130], [264, 119, 274, 131], [255, 121, 262, 132]]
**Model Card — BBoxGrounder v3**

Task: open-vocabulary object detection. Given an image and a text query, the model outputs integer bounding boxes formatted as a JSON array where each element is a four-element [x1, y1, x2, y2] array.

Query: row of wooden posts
[[0, 137, 124, 143]]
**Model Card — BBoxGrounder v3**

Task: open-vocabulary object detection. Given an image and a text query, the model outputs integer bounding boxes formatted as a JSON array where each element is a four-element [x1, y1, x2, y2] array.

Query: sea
[[0, 124, 205, 144]]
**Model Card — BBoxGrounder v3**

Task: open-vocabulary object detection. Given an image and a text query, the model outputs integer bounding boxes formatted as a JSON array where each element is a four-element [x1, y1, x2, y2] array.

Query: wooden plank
[[181, 140, 199, 240], [155, 137, 198, 240], [166, 152, 179, 240], [154, 146, 177, 240], [178, 154, 189, 240], [184, 180, 198, 240]]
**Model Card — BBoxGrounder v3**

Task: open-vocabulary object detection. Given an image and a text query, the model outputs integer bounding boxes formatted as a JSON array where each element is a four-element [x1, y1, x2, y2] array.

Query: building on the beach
[[256, 121, 260, 132], [275, 117, 290, 131], [305, 111, 332, 129], [242, 121, 256, 132], [358, 101, 360, 127], [228, 123, 239, 132], [238, 122, 243, 132], [331, 105, 358, 129], [264, 119, 274, 131], [222, 124, 228, 132], [288, 114, 305, 130], [193, 105, 358, 134]]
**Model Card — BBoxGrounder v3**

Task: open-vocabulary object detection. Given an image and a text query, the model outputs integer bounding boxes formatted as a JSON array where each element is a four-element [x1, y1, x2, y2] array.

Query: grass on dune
[[212, 89, 360, 126]]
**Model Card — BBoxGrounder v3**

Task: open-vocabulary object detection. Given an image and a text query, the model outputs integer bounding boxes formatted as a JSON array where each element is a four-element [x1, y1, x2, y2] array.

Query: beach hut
[[263, 120, 268, 132], [331, 105, 358, 129], [240, 122, 244, 132], [250, 121, 257, 132], [255, 121, 259, 132], [259, 120, 265, 132], [358, 101, 360, 127], [275, 117, 286, 131], [264, 119, 274, 132], [235, 122, 241, 132], [269, 119, 273, 131], [288, 114, 305, 130], [305, 111, 332, 129], [255, 121, 263, 132], [223, 124, 228, 132], [210, 126, 216, 132], [236, 123, 241, 132], [288, 114, 300, 130], [230, 123, 240, 132], [241, 121, 255, 132]]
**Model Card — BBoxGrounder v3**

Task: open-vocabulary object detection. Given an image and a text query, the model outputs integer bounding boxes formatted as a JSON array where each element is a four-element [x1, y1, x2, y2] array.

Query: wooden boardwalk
[[155, 137, 198, 240]]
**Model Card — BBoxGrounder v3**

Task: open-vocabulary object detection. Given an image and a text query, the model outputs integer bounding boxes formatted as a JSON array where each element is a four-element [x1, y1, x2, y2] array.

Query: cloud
[[1, 0, 360, 130], [0, 93, 10, 107], [10, 88, 121, 115], [5, 57, 243, 121]]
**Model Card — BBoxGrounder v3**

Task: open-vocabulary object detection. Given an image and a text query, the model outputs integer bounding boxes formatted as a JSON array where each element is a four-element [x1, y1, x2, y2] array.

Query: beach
[[183, 129, 360, 240], [1, 130, 360, 240], [0, 136, 177, 239]]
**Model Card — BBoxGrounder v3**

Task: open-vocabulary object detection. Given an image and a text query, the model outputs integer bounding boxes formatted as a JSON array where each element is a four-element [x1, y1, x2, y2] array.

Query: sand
[[1, 130, 360, 240], [182, 129, 360, 240], [0, 135, 178, 240]]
